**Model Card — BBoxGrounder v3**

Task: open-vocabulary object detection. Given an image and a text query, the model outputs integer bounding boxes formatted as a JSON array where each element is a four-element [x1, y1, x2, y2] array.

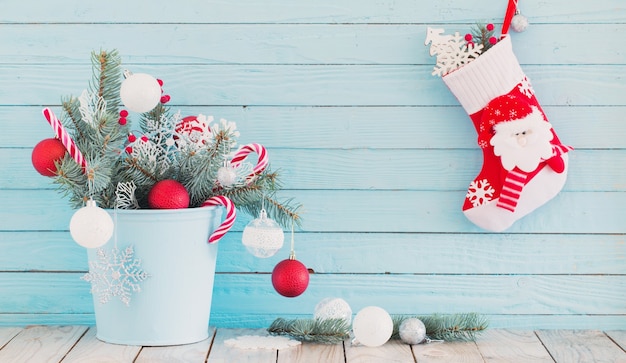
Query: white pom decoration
[[314, 297, 352, 324], [511, 13, 529, 33], [120, 73, 162, 113]]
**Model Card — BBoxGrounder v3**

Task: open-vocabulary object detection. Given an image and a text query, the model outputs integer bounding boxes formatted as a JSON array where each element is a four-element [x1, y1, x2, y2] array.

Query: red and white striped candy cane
[[230, 143, 269, 182], [42, 108, 88, 172], [202, 195, 237, 243]]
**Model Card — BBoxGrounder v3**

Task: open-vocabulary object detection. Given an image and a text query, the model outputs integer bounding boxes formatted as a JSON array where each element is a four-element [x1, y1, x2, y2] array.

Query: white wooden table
[[0, 326, 625, 362]]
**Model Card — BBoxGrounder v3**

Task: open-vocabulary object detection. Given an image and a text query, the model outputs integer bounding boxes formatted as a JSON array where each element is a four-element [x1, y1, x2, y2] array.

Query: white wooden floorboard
[[277, 340, 345, 363], [134, 328, 215, 363], [536, 329, 626, 363], [344, 338, 415, 363], [412, 340, 484, 363], [475, 329, 554, 363], [61, 326, 141, 363], [0, 325, 87, 363], [206, 328, 278, 363]]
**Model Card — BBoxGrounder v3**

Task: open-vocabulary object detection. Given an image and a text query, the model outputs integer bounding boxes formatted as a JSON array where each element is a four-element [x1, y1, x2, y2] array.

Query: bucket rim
[[104, 206, 220, 215]]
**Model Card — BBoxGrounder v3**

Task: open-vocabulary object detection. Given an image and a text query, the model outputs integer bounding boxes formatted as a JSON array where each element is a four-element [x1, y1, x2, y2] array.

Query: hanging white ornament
[[241, 208, 284, 258], [399, 318, 427, 345], [69, 199, 114, 248], [314, 297, 353, 324], [511, 10, 529, 33], [119, 71, 162, 113], [217, 161, 238, 188]]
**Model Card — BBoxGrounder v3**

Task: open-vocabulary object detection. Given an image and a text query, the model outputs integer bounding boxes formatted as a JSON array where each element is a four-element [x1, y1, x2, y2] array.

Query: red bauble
[[271, 257, 309, 297], [32, 138, 67, 177], [147, 179, 190, 209]]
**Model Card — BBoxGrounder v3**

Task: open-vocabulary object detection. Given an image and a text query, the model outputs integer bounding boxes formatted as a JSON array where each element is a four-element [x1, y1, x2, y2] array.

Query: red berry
[[119, 110, 129, 117], [489, 36, 498, 45], [160, 95, 171, 104], [486, 23, 495, 31], [118, 117, 127, 125], [125, 146, 133, 154], [128, 134, 137, 142], [271, 258, 310, 297], [157, 79, 164, 86], [32, 138, 67, 177], [147, 179, 190, 209], [467, 41, 475, 48], [464, 33, 473, 41], [141, 135, 149, 142]]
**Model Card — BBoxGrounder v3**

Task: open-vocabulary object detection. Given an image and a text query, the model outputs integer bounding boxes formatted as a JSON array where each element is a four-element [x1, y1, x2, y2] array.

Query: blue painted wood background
[[1, 0, 624, 329]]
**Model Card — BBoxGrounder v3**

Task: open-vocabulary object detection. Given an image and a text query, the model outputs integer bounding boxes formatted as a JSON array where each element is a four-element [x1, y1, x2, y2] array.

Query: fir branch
[[470, 23, 496, 52], [391, 313, 488, 342], [268, 318, 350, 345]]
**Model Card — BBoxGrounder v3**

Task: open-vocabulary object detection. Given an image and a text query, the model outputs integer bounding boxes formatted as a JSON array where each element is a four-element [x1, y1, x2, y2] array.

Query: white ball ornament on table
[[399, 318, 427, 345], [314, 297, 352, 324], [119, 72, 162, 113], [241, 208, 284, 258], [352, 306, 393, 347], [69, 199, 114, 248]]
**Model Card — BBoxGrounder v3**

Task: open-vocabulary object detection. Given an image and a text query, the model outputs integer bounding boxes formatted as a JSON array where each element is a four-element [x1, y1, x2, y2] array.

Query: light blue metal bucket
[[86, 207, 222, 346]]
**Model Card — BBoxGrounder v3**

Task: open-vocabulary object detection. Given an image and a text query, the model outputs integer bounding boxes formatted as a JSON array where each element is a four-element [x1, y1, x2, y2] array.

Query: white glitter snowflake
[[115, 181, 139, 209], [466, 179, 495, 207], [425, 27, 483, 77], [82, 245, 150, 306], [518, 76, 534, 98]]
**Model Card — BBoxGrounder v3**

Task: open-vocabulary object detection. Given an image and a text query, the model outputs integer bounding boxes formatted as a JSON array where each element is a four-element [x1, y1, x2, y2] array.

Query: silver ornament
[[511, 11, 529, 33], [399, 318, 426, 345], [313, 297, 352, 324]]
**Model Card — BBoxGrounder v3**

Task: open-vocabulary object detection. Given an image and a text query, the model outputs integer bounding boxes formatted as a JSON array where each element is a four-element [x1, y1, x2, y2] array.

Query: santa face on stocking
[[487, 99, 554, 174]]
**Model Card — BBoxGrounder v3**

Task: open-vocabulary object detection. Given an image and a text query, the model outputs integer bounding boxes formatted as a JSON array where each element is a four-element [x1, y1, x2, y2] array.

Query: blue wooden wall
[[1, 0, 624, 329]]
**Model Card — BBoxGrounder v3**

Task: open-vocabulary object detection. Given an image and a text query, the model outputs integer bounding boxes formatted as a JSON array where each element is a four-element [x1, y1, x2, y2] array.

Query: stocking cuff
[[442, 36, 525, 114]]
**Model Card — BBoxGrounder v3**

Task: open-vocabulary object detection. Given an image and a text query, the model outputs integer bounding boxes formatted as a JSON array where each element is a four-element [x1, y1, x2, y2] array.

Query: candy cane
[[42, 108, 88, 172], [230, 143, 269, 181], [202, 195, 237, 244]]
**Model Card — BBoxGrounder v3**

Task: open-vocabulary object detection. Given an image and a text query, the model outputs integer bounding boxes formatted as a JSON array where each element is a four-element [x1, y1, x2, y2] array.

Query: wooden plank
[[3, 147, 623, 192], [0, 232, 86, 272], [2, 64, 625, 107], [475, 329, 553, 362], [1, 0, 623, 23], [605, 330, 626, 351], [0, 327, 21, 348], [277, 341, 345, 363], [62, 326, 141, 363], [412, 341, 483, 363], [206, 328, 278, 363], [0, 325, 87, 363], [536, 329, 626, 363], [2, 273, 624, 319], [135, 328, 215, 362], [344, 339, 415, 363], [4, 105, 624, 150], [1, 24, 623, 65], [2, 189, 624, 234]]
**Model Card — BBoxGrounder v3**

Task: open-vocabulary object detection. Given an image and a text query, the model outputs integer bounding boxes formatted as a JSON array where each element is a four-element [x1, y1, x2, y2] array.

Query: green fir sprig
[[268, 318, 351, 344], [392, 313, 488, 342], [49, 49, 301, 228]]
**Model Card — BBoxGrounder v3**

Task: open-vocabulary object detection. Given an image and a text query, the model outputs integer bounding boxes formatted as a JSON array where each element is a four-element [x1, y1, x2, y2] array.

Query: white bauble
[[69, 199, 114, 248], [399, 318, 426, 345], [314, 297, 352, 324], [352, 306, 393, 347], [120, 73, 162, 113], [241, 209, 284, 258]]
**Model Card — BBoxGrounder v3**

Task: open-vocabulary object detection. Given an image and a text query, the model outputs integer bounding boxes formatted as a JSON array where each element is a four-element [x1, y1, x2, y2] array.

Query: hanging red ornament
[[271, 221, 309, 297], [147, 179, 190, 209], [31, 138, 67, 176], [272, 256, 309, 298]]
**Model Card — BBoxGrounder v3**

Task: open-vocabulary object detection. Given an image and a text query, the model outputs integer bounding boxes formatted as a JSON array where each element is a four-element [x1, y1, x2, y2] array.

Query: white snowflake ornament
[[82, 245, 150, 306], [466, 179, 495, 207], [425, 27, 483, 77]]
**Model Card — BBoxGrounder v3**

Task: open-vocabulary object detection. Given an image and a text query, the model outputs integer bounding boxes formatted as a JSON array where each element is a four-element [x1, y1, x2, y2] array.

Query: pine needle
[[392, 313, 488, 342], [268, 318, 350, 344]]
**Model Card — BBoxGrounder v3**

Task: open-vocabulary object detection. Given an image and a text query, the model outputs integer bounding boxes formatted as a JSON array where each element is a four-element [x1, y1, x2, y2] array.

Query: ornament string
[[42, 108, 88, 173], [289, 218, 296, 260]]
